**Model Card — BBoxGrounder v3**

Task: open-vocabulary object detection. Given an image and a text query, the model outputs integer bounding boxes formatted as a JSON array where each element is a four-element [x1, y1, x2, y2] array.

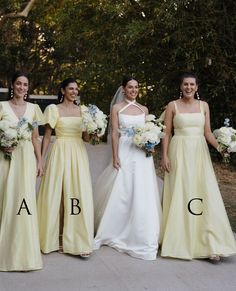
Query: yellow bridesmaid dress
[[161, 101, 236, 259], [0, 101, 43, 271], [37, 104, 94, 255]]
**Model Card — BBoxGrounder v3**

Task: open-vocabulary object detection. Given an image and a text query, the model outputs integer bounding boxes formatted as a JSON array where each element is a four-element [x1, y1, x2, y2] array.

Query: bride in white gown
[[93, 76, 162, 260]]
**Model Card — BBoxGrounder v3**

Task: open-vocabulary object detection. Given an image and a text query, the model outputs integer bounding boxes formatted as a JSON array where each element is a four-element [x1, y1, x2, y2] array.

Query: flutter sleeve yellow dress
[[37, 104, 94, 255], [0, 101, 43, 271]]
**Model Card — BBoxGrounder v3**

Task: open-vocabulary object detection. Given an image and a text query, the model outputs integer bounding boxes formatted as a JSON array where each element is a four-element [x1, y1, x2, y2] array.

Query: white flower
[[145, 114, 156, 122], [0, 120, 10, 132], [228, 141, 236, 153], [133, 134, 143, 146]]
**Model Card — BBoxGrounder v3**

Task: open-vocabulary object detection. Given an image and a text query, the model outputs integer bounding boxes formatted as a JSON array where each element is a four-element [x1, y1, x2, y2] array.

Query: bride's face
[[123, 80, 139, 100]]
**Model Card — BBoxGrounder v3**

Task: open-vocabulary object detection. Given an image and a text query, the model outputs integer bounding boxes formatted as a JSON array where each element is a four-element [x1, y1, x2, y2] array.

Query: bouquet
[[0, 117, 38, 160], [81, 104, 108, 145], [213, 118, 236, 163], [133, 114, 165, 157]]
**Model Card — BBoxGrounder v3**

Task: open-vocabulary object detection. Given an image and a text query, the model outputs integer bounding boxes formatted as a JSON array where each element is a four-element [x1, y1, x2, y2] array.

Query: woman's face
[[180, 77, 198, 99], [12, 76, 29, 99], [62, 82, 79, 103], [123, 80, 139, 101]]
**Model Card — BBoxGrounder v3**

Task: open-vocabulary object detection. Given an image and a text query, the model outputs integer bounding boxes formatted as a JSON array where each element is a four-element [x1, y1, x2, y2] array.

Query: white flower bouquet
[[0, 117, 38, 160], [81, 104, 108, 145], [133, 114, 165, 157], [213, 118, 236, 163]]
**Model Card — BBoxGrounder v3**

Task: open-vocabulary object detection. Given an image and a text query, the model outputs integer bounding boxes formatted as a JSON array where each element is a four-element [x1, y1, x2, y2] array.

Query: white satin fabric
[[93, 113, 162, 260]]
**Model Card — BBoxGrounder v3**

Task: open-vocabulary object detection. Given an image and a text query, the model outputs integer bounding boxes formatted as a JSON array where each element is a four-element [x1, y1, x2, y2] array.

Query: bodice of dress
[[44, 104, 83, 139], [55, 118, 83, 139], [0, 101, 44, 141], [119, 113, 145, 136], [0, 101, 43, 124], [173, 101, 205, 137]]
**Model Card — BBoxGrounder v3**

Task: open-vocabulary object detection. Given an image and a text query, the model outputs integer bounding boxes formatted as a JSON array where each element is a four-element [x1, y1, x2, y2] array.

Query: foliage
[[0, 0, 235, 128]]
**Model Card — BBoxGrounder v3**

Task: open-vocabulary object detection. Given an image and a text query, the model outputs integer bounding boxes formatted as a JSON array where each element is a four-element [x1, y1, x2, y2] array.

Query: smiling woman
[[0, 71, 44, 271], [161, 72, 236, 262], [37, 77, 94, 258]]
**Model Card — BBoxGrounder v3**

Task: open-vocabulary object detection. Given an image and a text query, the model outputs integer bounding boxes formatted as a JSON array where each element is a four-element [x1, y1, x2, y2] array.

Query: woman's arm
[[82, 131, 90, 142], [41, 124, 53, 159], [203, 102, 219, 150], [111, 105, 121, 170], [161, 102, 174, 172], [32, 127, 43, 177]]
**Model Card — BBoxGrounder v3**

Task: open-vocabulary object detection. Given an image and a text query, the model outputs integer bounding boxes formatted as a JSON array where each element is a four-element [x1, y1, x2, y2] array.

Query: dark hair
[[179, 72, 201, 99], [122, 76, 138, 87], [179, 72, 199, 86], [8, 71, 30, 100], [58, 77, 78, 103]]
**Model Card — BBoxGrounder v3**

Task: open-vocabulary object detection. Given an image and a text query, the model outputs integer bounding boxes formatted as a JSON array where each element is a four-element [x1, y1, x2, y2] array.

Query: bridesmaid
[[0, 72, 43, 271], [161, 72, 236, 262], [37, 78, 94, 258]]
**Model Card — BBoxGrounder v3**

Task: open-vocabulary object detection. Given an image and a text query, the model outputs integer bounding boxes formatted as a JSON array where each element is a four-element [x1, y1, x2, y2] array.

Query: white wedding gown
[[93, 105, 162, 260]]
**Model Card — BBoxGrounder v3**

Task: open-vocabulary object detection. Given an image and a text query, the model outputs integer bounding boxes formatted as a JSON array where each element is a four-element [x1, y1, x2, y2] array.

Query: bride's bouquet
[[0, 117, 38, 160], [133, 114, 165, 157], [213, 118, 236, 163], [81, 104, 108, 145]]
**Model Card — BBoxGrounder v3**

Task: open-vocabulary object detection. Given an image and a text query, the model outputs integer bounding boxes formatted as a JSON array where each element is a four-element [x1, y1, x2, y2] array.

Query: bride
[[93, 76, 162, 260]]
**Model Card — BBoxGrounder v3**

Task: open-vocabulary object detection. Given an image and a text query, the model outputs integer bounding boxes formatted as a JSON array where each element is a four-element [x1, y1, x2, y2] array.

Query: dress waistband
[[56, 135, 82, 140], [174, 128, 204, 136]]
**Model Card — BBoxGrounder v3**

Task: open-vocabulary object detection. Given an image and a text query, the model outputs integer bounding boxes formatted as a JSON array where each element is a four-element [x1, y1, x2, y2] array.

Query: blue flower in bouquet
[[145, 141, 157, 151], [88, 104, 99, 118], [224, 118, 230, 127], [17, 117, 27, 128]]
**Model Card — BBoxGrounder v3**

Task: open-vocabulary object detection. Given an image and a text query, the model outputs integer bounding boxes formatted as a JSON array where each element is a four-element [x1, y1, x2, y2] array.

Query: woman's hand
[[37, 160, 44, 177], [113, 157, 121, 170], [161, 155, 171, 172], [1, 147, 15, 153]]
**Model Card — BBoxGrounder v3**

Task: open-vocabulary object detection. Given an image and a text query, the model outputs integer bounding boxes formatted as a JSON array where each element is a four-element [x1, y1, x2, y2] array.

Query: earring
[[24, 93, 28, 100], [76, 96, 80, 105], [60, 95, 64, 103], [179, 91, 183, 99], [10, 88, 14, 98], [196, 92, 200, 100]]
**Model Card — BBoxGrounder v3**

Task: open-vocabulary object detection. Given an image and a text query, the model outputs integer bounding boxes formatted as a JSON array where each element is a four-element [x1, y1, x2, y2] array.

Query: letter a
[[16, 198, 32, 215], [70, 198, 81, 215]]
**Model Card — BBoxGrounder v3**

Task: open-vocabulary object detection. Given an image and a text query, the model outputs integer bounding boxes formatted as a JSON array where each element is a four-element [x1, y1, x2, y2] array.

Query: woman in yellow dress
[[161, 72, 236, 262], [37, 78, 93, 257], [0, 72, 43, 271]]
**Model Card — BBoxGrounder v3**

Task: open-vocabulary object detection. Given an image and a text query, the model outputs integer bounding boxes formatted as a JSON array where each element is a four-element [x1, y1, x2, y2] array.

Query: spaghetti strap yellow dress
[[0, 101, 43, 271], [37, 104, 94, 255], [161, 101, 236, 260]]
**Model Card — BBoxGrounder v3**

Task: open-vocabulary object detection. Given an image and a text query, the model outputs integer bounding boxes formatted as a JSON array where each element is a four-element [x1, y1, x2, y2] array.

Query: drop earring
[[60, 94, 64, 103], [24, 93, 28, 100], [76, 96, 80, 105], [10, 88, 14, 98], [196, 92, 200, 100], [179, 91, 183, 99]]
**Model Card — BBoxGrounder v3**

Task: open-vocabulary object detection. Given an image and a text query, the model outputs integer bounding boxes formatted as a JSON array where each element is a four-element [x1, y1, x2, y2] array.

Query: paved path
[[0, 247, 236, 291], [1, 143, 236, 291]]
